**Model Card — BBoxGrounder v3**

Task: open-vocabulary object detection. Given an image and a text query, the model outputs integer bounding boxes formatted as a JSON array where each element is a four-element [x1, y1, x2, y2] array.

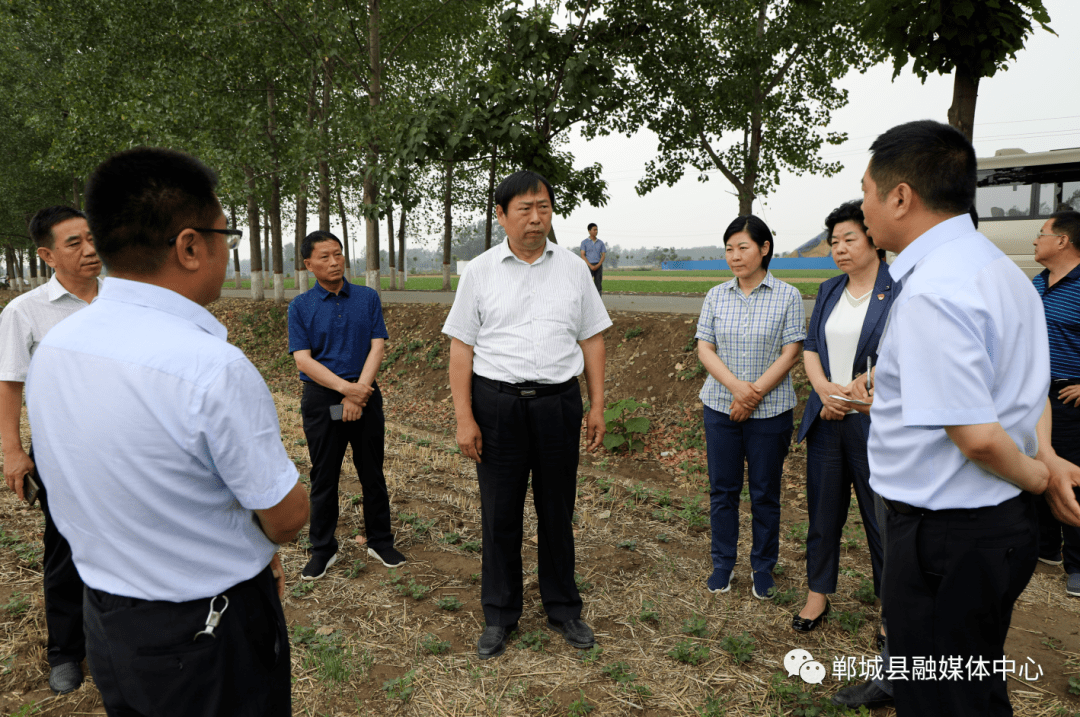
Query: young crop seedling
[[603, 398, 650, 453], [681, 614, 709, 638], [290, 582, 315, 598], [602, 661, 636, 684], [853, 579, 877, 604], [345, 560, 366, 579], [668, 639, 710, 665], [2, 592, 29, 618], [567, 690, 595, 716], [772, 587, 799, 606], [639, 601, 660, 624], [440, 532, 462, 545], [656, 533, 670, 543], [836, 610, 865, 636], [436, 595, 464, 612], [581, 645, 604, 665], [461, 540, 482, 553], [420, 633, 450, 655], [516, 629, 550, 652], [575, 573, 594, 592], [624, 325, 644, 340], [617, 539, 637, 551], [719, 632, 756, 664], [384, 669, 417, 702]]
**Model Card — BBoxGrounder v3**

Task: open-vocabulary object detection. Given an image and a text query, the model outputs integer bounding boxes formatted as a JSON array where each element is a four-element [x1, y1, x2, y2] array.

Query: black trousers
[[301, 381, 392, 557], [30, 447, 86, 667], [804, 414, 884, 596], [884, 493, 1037, 717], [1035, 391, 1080, 570], [590, 266, 603, 295], [473, 375, 583, 627], [84, 565, 290, 717]]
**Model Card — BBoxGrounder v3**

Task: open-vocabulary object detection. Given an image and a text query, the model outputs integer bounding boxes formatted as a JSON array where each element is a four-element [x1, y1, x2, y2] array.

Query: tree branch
[[698, 131, 745, 192]]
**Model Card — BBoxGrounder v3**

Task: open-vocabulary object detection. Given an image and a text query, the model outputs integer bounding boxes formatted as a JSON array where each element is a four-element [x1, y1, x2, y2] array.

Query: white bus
[[976, 147, 1080, 276]]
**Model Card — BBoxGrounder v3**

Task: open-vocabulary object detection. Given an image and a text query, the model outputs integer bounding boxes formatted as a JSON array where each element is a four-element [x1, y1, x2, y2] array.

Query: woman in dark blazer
[[792, 200, 898, 633]]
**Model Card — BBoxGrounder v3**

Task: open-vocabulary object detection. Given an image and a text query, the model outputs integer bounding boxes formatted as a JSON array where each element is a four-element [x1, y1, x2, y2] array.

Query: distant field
[[605, 268, 841, 278], [223, 276, 821, 296]]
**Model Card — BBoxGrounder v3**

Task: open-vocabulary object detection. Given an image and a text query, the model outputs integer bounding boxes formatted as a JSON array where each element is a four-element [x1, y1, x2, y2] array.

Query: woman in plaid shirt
[[695, 215, 805, 599]]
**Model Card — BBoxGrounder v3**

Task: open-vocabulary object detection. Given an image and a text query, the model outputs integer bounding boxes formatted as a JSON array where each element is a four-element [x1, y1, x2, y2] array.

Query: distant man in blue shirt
[[1031, 209, 1080, 594], [831, 120, 1078, 717], [27, 147, 310, 716], [288, 231, 405, 580], [579, 223, 606, 294]]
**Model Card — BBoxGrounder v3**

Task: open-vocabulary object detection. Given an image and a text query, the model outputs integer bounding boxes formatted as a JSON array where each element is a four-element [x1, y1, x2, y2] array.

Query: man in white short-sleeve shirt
[[0, 205, 100, 694], [831, 120, 1080, 717], [443, 171, 611, 661], [27, 147, 309, 716]]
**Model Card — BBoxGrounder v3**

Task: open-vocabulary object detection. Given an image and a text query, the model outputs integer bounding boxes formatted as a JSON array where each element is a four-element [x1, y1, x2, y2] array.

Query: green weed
[[681, 614, 709, 638], [719, 632, 755, 664], [567, 690, 594, 716], [668, 639, 710, 665], [516, 629, 550, 652], [420, 633, 450, 655], [384, 669, 417, 702], [436, 596, 464, 612]]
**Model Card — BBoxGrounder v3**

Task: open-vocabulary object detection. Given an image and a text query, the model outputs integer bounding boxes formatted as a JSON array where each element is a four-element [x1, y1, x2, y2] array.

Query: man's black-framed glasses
[[167, 227, 243, 251]]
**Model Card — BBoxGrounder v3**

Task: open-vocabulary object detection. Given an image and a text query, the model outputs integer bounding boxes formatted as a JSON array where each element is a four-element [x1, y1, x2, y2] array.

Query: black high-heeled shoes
[[791, 598, 831, 632]]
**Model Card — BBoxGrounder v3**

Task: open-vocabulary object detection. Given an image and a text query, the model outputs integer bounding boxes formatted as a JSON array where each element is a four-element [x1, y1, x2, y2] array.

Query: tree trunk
[[364, 0, 382, 297], [485, 145, 497, 250], [295, 172, 309, 291], [442, 159, 454, 290], [245, 167, 264, 300], [28, 250, 37, 288], [387, 207, 396, 290], [72, 176, 81, 211], [230, 206, 241, 288], [947, 67, 979, 143], [267, 81, 285, 303], [318, 61, 332, 232], [337, 185, 352, 282], [398, 185, 407, 288], [263, 218, 272, 289]]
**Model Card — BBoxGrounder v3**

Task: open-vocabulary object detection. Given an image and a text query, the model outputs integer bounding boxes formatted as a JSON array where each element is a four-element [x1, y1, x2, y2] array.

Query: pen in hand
[[867, 356, 873, 391]]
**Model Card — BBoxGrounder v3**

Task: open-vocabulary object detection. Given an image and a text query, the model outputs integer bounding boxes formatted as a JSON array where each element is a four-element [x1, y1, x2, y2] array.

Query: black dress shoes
[[791, 599, 830, 632], [546, 617, 596, 649], [830, 680, 893, 709], [477, 624, 516, 660]]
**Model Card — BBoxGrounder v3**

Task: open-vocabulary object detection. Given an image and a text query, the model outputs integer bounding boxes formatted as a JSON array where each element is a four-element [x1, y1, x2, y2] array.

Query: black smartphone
[[329, 404, 344, 421], [24, 473, 40, 506]]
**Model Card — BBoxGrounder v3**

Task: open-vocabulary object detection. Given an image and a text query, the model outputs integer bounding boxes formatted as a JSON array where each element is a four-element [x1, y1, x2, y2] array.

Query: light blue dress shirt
[[579, 238, 606, 264], [868, 215, 1050, 510], [26, 278, 299, 601], [695, 272, 806, 418]]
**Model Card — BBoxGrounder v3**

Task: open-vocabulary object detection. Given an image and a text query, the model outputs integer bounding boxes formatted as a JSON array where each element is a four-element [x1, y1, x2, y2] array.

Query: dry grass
[[3, 393, 1080, 716]]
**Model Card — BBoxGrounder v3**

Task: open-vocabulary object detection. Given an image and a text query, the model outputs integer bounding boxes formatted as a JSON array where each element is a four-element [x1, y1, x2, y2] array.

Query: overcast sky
[[548, 0, 1080, 256]]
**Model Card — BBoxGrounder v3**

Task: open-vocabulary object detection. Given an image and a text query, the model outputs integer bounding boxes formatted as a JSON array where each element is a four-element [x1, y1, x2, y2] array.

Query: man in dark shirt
[[288, 231, 404, 579], [1032, 209, 1080, 593]]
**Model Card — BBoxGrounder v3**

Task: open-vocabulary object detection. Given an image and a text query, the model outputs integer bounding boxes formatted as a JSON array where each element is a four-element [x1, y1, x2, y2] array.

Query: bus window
[[1038, 183, 1057, 216], [1063, 181, 1080, 211], [977, 183, 1032, 219]]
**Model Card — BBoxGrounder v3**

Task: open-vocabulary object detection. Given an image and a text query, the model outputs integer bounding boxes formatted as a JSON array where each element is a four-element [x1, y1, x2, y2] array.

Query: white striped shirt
[[442, 240, 612, 384], [0, 275, 102, 382]]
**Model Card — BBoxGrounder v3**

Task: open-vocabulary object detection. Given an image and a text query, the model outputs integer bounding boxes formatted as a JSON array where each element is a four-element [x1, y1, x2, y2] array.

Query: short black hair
[[494, 171, 554, 214], [28, 205, 87, 249], [587, 223, 597, 231], [723, 215, 774, 271], [301, 230, 342, 260], [84, 147, 221, 274], [1051, 209, 1080, 251], [824, 200, 885, 260], [868, 120, 976, 216], [968, 205, 979, 229]]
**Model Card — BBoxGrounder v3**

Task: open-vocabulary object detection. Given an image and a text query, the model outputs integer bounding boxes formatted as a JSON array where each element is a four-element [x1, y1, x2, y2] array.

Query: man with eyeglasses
[[25, 147, 309, 716], [0, 205, 100, 695], [1031, 209, 1080, 595]]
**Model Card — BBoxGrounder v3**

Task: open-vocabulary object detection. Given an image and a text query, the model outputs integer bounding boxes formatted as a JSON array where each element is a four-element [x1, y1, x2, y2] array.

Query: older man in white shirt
[[0, 205, 100, 694], [444, 171, 611, 661]]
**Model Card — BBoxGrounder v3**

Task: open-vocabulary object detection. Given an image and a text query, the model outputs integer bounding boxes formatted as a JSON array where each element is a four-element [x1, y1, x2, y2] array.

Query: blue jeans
[[704, 406, 793, 575]]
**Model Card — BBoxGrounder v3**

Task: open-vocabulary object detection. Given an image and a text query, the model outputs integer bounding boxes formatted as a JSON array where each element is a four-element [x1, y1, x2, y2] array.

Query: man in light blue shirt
[[27, 147, 309, 717], [579, 223, 606, 294], [831, 120, 1079, 717]]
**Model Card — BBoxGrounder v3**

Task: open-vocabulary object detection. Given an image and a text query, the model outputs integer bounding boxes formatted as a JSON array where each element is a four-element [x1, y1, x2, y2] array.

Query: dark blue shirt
[[1034, 263, 1080, 379], [287, 281, 389, 382]]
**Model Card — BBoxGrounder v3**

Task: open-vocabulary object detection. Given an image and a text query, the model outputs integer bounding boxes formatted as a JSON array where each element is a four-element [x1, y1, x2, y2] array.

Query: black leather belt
[[1051, 378, 1080, 389], [882, 493, 1027, 519], [475, 375, 576, 398]]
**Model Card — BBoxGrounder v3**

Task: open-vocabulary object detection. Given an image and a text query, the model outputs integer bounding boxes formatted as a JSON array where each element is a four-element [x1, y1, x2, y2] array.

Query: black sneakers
[[301, 552, 338, 581]]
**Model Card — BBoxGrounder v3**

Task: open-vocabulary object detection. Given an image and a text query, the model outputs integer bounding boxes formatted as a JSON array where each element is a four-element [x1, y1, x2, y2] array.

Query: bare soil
[[0, 294, 1078, 716]]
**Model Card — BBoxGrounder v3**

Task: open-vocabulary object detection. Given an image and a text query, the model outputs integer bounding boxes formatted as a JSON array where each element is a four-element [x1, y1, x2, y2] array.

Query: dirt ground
[[1, 295, 1078, 716]]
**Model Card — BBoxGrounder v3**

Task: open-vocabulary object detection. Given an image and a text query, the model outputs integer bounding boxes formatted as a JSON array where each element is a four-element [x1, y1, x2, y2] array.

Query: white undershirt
[[824, 288, 871, 390]]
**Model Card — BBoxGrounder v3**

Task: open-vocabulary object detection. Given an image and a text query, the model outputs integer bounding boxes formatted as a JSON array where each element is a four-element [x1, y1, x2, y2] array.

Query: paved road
[[219, 288, 816, 317]]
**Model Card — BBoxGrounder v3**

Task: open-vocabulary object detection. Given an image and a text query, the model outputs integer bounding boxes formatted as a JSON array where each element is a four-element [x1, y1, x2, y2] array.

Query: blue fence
[[661, 258, 837, 271]]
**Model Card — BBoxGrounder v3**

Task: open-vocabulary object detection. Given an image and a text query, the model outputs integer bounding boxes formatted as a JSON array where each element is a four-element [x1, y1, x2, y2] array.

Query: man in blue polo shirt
[[579, 223, 606, 294], [288, 230, 405, 580], [1032, 209, 1080, 593]]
